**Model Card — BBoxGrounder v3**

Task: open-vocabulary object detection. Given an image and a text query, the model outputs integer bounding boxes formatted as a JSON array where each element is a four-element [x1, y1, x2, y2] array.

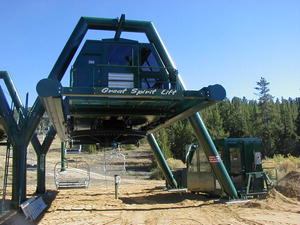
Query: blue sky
[[0, 0, 299, 106]]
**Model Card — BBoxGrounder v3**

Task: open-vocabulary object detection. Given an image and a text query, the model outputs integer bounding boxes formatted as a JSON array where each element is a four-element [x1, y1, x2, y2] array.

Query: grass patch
[[264, 154, 300, 179], [264, 154, 300, 198]]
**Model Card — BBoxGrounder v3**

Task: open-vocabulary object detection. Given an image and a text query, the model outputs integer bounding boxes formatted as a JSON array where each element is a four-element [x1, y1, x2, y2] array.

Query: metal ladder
[[1, 142, 13, 211]]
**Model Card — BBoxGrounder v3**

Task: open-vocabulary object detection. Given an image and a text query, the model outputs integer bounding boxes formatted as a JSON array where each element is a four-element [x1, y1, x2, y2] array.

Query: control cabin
[[67, 38, 177, 146]]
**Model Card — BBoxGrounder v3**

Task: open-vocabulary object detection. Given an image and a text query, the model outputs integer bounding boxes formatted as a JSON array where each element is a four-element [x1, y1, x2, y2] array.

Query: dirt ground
[[37, 182, 299, 225]]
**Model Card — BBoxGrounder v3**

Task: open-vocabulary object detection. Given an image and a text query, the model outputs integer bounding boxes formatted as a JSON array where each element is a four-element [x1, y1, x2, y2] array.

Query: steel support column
[[147, 133, 177, 188], [0, 71, 26, 119], [0, 71, 57, 202], [189, 113, 238, 198], [144, 23, 239, 199], [36, 153, 46, 194], [36, 126, 56, 194], [11, 143, 27, 206], [0, 86, 27, 205]]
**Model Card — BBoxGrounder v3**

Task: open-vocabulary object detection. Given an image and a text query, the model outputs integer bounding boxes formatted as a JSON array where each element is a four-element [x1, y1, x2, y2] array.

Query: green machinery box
[[186, 138, 266, 196]]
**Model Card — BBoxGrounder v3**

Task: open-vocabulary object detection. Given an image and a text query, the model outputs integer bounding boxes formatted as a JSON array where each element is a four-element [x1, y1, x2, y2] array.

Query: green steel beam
[[0, 71, 58, 198], [189, 114, 238, 198], [40, 126, 57, 154], [148, 102, 213, 133], [0, 71, 47, 158], [147, 134, 177, 188], [114, 14, 125, 40], [0, 72, 58, 205], [0, 83, 28, 205], [36, 126, 56, 194], [0, 86, 19, 143], [0, 71, 26, 120], [11, 143, 27, 207], [0, 86, 29, 205], [0, 71, 42, 154], [36, 153, 46, 194], [136, 19, 239, 198]]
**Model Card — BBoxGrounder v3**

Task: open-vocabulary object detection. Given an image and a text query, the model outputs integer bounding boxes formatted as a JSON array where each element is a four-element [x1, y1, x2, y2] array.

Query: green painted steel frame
[[147, 134, 178, 188], [245, 172, 273, 197], [33, 15, 237, 198], [0, 71, 56, 207], [0, 15, 238, 206]]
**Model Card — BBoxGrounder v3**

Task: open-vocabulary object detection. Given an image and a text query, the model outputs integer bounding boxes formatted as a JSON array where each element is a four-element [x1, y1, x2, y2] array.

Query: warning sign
[[208, 155, 221, 163]]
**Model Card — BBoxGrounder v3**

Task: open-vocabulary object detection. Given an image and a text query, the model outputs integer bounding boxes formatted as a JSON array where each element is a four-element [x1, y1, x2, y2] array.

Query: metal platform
[[37, 79, 226, 145]]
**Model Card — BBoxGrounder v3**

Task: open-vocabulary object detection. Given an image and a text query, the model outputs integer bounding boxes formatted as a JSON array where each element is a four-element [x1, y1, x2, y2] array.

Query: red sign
[[208, 155, 221, 163]]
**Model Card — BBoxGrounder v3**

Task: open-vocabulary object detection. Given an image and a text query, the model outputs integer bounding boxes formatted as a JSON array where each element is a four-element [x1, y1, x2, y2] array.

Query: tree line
[[156, 77, 300, 160]]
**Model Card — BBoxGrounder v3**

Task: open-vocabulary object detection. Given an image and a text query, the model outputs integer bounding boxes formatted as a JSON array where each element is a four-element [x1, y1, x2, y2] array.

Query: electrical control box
[[186, 138, 265, 196]]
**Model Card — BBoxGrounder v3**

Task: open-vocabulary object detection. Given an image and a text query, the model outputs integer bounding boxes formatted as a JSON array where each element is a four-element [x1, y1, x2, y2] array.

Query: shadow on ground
[[0, 190, 58, 225], [120, 191, 212, 205]]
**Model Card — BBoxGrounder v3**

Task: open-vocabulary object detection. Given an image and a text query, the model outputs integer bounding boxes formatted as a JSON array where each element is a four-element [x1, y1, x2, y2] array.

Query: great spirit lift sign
[[100, 87, 178, 96], [61, 87, 204, 99]]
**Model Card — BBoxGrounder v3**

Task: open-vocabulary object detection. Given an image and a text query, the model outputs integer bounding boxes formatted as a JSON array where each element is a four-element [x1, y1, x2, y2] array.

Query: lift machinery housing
[[0, 15, 248, 207]]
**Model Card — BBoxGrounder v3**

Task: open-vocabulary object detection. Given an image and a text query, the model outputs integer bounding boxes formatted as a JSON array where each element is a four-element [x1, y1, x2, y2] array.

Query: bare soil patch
[[277, 171, 300, 199], [37, 183, 299, 225]]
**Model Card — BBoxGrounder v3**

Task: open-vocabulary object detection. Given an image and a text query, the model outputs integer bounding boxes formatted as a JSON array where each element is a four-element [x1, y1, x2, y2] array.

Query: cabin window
[[108, 45, 133, 66], [198, 147, 212, 172], [229, 147, 242, 174], [141, 78, 163, 89], [140, 47, 160, 72]]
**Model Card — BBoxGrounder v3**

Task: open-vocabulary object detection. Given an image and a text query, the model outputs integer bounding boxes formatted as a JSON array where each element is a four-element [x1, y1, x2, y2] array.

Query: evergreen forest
[[156, 77, 300, 160]]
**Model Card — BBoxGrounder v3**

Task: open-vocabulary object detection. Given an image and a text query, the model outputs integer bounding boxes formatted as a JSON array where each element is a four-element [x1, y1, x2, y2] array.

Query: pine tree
[[248, 100, 260, 137], [200, 104, 228, 139], [168, 119, 196, 161], [295, 98, 300, 156], [255, 77, 275, 156], [156, 128, 172, 159], [275, 99, 297, 155]]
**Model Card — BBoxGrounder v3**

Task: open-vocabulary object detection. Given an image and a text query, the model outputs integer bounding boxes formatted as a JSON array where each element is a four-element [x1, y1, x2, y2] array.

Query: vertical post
[[25, 92, 29, 112], [114, 175, 120, 200], [36, 153, 46, 193], [35, 126, 56, 194], [147, 133, 177, 188], [189, 113, 238, 199], [12, 143, 27, 206], [61, 142, 66, 171]]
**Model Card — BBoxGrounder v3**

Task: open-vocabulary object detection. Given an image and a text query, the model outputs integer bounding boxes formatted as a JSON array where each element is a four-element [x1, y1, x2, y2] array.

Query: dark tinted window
[[140, 47, 160, 72], [141, 78, 163, 88], [108, 45, 133, 65]]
